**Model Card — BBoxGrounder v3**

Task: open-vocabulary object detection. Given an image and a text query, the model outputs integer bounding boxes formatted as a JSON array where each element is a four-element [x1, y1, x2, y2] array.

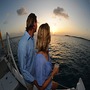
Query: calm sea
[[0, 35, 90, 90]]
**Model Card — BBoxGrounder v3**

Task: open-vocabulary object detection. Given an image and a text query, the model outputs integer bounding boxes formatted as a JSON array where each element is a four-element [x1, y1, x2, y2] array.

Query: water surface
[[0, 35, 90, 90]]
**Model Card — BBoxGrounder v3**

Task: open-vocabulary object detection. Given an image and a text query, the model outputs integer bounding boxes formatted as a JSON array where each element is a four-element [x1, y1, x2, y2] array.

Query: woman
[[34, 23, 59, 90]]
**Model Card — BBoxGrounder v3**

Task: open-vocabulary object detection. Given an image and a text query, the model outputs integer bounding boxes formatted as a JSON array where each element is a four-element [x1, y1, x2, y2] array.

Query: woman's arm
[[39, 66, 59, 90], [35, 54, 59, 90]]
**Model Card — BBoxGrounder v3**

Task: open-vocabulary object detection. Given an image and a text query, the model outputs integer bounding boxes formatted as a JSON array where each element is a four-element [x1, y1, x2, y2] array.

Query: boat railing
[[4, 32, 27, 89]]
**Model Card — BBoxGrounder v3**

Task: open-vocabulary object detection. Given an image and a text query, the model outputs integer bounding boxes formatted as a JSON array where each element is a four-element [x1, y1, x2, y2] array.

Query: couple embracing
[[18, 13, 59, 90]]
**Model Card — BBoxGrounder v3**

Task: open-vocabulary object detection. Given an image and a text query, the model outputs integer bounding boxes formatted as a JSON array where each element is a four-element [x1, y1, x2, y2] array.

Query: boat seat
[[0, 71, 19, 90]]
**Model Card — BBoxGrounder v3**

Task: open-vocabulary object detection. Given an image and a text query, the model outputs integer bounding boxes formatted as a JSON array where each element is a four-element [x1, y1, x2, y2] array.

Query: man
[[18, 13, 39, 90]]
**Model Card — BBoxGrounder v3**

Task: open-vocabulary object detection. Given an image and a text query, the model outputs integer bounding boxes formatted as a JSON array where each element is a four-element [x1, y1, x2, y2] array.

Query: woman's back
[[34, 53, 52, 90]]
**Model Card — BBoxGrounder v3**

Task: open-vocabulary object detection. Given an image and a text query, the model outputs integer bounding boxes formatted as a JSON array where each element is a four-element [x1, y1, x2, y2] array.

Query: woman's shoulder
[[35, 53, 46, 63], [36, 53, 43, 59], [36, 53, 43, 58]]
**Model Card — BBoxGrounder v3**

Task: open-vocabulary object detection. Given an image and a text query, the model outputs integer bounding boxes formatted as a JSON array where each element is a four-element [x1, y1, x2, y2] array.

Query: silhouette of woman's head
[[36, 23, 51, 52]]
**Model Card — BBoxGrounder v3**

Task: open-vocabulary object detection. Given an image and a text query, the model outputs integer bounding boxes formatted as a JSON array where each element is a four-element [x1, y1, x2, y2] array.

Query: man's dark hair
[[26, 13, 37, 32]]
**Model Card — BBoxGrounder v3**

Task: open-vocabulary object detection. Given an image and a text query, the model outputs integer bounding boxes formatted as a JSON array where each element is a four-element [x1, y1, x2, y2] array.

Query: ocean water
[[49, 35, 90, 90], [0, 35, 90, 90]]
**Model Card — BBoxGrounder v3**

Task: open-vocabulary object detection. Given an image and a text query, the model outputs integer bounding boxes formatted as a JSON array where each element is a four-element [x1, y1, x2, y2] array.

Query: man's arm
[[18, 44, 34, 83]]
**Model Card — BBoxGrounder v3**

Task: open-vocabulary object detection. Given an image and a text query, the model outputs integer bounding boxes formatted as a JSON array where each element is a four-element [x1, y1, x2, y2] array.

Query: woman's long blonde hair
[[36, 23, 51, 52]]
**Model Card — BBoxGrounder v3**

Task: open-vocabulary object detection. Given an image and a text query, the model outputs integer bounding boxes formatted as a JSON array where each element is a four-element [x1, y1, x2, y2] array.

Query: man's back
[[18, 31, 35, 83]]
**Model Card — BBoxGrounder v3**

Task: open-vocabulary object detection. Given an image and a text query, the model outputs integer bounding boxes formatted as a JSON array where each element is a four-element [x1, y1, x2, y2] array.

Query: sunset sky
[[0, 0, 90, 39]]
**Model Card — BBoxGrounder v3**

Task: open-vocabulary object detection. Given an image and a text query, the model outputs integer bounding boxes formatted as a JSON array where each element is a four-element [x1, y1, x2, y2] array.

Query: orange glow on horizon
[[38, 15, 78, 36]]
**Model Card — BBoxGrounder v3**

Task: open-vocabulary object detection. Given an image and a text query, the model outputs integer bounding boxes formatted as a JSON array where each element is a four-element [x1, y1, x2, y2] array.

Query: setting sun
[[49, 23, 57, 34], [44, 17, 60, 34], [43, 17, 69, 35]]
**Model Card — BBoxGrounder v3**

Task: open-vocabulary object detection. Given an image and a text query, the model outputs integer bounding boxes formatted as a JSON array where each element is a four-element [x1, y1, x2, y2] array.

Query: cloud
[[53, 7, 69, 18], [17, 7, 28, 15]]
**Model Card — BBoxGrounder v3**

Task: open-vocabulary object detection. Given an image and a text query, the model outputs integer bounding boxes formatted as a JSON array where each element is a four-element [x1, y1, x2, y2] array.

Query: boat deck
[[0, 59, 9, 79], [0, 58, 26, 90]]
